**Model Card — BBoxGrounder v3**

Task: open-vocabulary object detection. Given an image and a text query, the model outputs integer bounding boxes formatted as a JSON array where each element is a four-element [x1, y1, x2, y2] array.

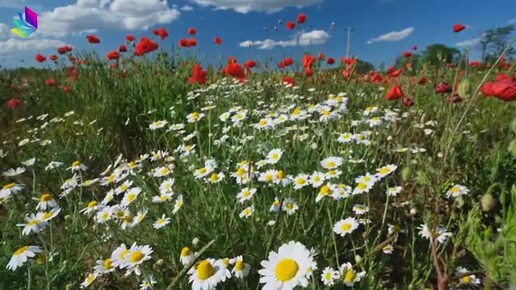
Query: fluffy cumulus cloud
[[239, 29, 329, 49], [455, 37, 481, 47], [35, 0, 180, 38], [367, 27, 414, 44], [191, 0, 322, 13], [0, 38, 67, 54]]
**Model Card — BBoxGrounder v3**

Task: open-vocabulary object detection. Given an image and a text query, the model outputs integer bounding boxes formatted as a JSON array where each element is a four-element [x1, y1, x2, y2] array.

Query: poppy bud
[[480, 193, 496, 212]]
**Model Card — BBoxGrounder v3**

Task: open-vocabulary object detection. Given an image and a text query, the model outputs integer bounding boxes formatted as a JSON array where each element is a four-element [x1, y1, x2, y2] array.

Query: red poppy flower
[[134, 37, 158, 56], [278, 57, 293, 68], [402, 51, 412, 58], [178, 38, 190, 47], [385, 83, 404, 100], [63, 86, 72, 93], [412, 45, 417, 51], [34, 54, 46, 63], [187, 38, 197, 47], [86, 34, 100, 44], [224, 62, 246, 81], [214, 37, 222, 45], [317, 52, 325, 60], [152, 28, 169, 40], [435, 82, 452, 94], [286, 21, 296, 30], [469, 61, 482, 68], [342, 69, 352, 79], [188, 28, 196, 35], [386, 66, 403, 77], [57, 46, 72, 55], [302, 54, 315, 69], [297, 13, 307, 24], [126, 35, 135, 42], [446, 94, 463, 103], [418, 77, 428, 85], [7, 98, 22, 109], [45, 78, 57, 87], [403, 97, 414, 107], [243, 60, 257, 70], [481, 82, 494, 97], [119, 45, 127, 52], [188, 64, 208, 85], [49, 55, 58, 61], [491, 79, 516, 101], [106, 50, 120, 60], [453, 24, 466, 33], [326, 57, 335, 65], [283, 76, 296, 87]]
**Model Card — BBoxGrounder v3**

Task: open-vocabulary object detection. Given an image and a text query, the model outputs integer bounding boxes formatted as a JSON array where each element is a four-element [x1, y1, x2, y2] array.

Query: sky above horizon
[[0, 0, 514, 69]]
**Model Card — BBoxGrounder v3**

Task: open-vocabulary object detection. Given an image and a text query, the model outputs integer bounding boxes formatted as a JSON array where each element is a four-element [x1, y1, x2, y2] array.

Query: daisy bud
[[192, 237, 199, 246], [481, 193, 496, 212], [387, 136, 393, 141], [409, 208, 417, 215], [354, 255, 362, 264], [401, 166, 412, 181], [455, 196, 465, 208]]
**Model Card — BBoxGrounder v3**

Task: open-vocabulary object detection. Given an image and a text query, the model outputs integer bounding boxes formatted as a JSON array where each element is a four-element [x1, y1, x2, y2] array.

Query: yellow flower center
[[127, 193, 136, 203], [296, 178, 306, 185], [292, 108, 301, 115], [103, 258, 113, 269], [357, 183, 368, 190], [119, 185, 128, 192], [191, 112, 199, 119], [40, 193, 53, 202], [275, 259, 299, 282], [160, 167, 169, 175], [242, 190, 251, 197], [341, 222, 352, 231], [236, 168, 246, 177], [234, 260, 244, 271], [265, 174, 273, 182], [42, 212, 53, 220], [3, 183, 15, 190], [343, 269, 356, 283], [450, 186, 459, 193], [181, 247, 191, 257], [85, 274, 95, 284], [326, 161, 336, 168], [276, 170, 285, 179], [72, 161, 80, 167], [87, 200, 97, 208], [198, 167, 207, 174], [14, 246, 29, 256], [460, 276, 472, 284], [119, 249, 130, 260], [197, 260, 215, 280], [129, 251, 144, 263], [379, 167, 390, 175], [209, 173, 219, 182], [324, 272, 332, 280], [271, 153, 279, 160], [322, 110, 330, 116], [28, 219, 39, 226], [128, 161, 136, 168], [320, 185, 331, 195]]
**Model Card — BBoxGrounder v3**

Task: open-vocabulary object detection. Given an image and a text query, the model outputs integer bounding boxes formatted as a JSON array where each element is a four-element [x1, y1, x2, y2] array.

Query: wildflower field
[[1, 14, 516, 290]]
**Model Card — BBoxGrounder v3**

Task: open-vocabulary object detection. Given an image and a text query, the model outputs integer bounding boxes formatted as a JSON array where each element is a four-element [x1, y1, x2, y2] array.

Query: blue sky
[[0, 0, 514, 69]]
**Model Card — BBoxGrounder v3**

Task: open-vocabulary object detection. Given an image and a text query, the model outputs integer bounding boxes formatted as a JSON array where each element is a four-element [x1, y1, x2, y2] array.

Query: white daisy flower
[[231, 256, 251, 278], [68, 160, 87, 172], [149, 120, 168, 130], [293, 174, 309, 190], [387, 186, 402, 197], [258, 241, 317, 290], [316, 184, 333, 203], [266, 148, 283, 164], [236, 187, 256, 203], [140, 274, 157, 290], [455, 267, 481, 285], [3, 167, 26, 177], [93, 258, 115, 275], [180, 247, 195, 266], [173, 195, 184, 214], [445, 184, 469, 199], [121, 243, 153, 275], [239, 206, 254, 219], [121, 187, 142, 207], [80, 273, 97, 288], [36, 193, 57, 210], [339, 262, 366, 287], [17, 213, 48, 235], [153, 214, 170, 229], [6, 246, 42, 271], [270, 197, 281, 213], [375, 164, 397, 178], [79, 200, 102, 215], [320, 157, 343, 170], [188, 258, 231, 290], [309, 171, 326, 188], [1, 183, 24, 196], [333, 217, 359, 237], [45, 161, 63, 171], [321, 267, 340, 286], [337, 133, 354, 143], [382, 244, 394, 254], [352, 204, 369, 215], [282, 198, 299, 215]]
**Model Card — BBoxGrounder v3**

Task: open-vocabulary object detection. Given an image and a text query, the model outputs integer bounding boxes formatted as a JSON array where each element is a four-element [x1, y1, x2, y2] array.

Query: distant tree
[[354, 59, 375, 74], [422, 44, 460, 66], [478, 25, 515, 62]]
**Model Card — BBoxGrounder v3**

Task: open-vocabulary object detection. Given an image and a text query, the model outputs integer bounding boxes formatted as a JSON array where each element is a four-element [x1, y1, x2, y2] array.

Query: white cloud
[[508, 18, 516, 24], [239, 29, 329, 49], [0, 38, 66, 54], [0, 23, 9, 39], [367, 27, 414, 44], [180, 5, 194, 11], [455, 37, 481, 47], [34, 0, 180, 38], [191, 0, 322, 13]]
